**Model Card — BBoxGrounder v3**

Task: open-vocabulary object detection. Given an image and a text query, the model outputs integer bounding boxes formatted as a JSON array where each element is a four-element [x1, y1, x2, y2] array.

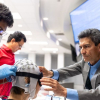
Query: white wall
[[44, 54, 51, 70], [15, 54, 28, 62]]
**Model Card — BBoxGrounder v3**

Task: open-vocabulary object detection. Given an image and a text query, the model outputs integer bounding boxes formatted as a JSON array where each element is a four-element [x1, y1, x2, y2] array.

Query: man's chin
[[83, 58, 89, 62]]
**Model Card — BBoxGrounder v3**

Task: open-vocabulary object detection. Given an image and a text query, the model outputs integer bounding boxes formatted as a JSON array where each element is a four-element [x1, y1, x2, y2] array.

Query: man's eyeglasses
[[0, 28, 7, 36], [18, 42, 22, 48]]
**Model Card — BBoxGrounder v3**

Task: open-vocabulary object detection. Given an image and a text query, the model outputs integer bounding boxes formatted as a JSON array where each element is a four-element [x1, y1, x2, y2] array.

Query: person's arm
[[57, 60, 82, 82], [50, 60, 82, 82], [40, 77, 67, 97], [0, 64, 17, 80], [40, 77, 100, 100], [67, 88, 79, 100], [39, 60, 83, 82], [39, 66, 54, 77], [51, 70, 59, 80], [40, 77, 79, 100], [77, 86, 100, 100], [0, 78, 8, 84]]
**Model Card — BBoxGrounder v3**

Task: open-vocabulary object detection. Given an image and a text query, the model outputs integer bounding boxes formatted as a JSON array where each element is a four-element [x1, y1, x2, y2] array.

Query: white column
[[57, 53, 64, 69], [28, 53, 36, 63], [44, 53, 51, 70]]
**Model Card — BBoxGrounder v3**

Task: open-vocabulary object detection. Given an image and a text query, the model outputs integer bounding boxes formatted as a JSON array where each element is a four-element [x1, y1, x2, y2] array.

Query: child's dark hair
[[10, 86, 24, 95]]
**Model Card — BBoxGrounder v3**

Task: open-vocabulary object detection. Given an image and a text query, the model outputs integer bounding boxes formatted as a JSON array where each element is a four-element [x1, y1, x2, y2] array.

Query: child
[[7, 59, 43, 100]]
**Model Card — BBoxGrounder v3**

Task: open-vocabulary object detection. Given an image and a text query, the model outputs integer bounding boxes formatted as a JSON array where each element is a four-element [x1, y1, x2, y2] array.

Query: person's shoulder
[[0, 45, 6, 58], [0, 46, 5, 53], [0, 44, 6, 51]]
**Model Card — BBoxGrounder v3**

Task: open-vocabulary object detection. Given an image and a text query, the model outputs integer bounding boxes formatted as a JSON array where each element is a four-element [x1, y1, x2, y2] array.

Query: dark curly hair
[[0, 3, 14, 27], [7, 31, 27, 43], [78, 28, 100, 46]]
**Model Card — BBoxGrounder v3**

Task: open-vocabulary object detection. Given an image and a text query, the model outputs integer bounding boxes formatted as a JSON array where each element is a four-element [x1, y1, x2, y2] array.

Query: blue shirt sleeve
[[52, 70, 79, 100], [67, 88, 79, 100], [51, 70, 59, 80]]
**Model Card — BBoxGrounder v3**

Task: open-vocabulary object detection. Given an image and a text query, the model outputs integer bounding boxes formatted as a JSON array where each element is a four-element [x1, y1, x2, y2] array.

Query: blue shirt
[[88, 60, 100, 80], [52, 60, 100, 100]]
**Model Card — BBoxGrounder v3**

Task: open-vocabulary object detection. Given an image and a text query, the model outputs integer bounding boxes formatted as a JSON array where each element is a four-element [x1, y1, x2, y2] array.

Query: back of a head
[[0, 3, 14, 27], [10, 86, 24, 95], [78, 28, 100, 46], [10, 86, 24, 99], [7, 31, 27, 43], [8, 86, 26, 100], [12, 59, 43, 99]]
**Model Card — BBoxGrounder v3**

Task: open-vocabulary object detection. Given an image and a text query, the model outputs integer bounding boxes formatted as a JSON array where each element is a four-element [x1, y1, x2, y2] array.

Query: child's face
[[24, 77, 30, 84], [22, 82, 40, 100], [33, 82, 40, 99], [8, 81, 40, 100]]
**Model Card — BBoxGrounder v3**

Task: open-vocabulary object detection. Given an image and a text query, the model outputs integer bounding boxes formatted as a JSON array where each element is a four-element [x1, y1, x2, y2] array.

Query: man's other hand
[[40, 77, 67, 97]]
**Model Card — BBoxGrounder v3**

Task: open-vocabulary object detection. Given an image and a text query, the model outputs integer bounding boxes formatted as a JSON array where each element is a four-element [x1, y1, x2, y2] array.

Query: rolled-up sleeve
[[52, 70, 79, 100]]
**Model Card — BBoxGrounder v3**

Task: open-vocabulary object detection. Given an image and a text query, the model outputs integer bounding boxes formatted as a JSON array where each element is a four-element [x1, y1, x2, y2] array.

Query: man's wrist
[[49, 70, 53, 78], [63, 88, 67, 97]]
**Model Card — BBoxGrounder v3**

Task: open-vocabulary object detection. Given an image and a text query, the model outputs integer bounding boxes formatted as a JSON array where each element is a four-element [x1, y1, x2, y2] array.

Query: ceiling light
[[53, 51, 57, 53], [42, 48, 58, 51], [7, 31, 32, 35], [43, 18, 48, 20], [12, 13, 21, 19], [18, 24, 22, 27], [28, 41, 48, 45], [58, 38, 62, 41], [47, 32, 50, 38], [49, 30, 54, 33]]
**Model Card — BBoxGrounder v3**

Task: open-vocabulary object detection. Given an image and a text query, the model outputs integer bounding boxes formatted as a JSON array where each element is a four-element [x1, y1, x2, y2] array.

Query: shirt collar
[[88, 60, 100, 69]]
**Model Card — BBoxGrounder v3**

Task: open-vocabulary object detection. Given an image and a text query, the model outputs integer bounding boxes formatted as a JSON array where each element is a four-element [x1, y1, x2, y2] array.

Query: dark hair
[[0, 3, 14, 27], [78, 28, 100, 46], [7, 31, 27, 43], [10, 86, 24, 95]]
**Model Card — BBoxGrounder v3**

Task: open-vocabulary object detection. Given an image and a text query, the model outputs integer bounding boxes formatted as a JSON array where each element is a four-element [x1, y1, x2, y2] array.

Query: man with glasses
[[0, 3, 17, 81], [0, 31, 26, 100]]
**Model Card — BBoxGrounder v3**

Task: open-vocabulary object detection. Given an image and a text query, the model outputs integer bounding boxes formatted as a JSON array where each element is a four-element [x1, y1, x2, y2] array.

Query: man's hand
[[40, 77, 67, 97], [0, 64, 17, 79], [39, 66, 53, 77]]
